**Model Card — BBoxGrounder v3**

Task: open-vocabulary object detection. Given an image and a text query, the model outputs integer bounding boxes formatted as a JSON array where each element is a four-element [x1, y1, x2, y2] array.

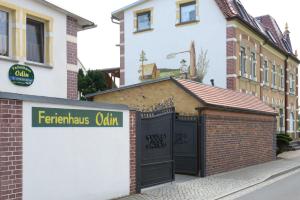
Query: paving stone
[[118, 151, 300, 200]]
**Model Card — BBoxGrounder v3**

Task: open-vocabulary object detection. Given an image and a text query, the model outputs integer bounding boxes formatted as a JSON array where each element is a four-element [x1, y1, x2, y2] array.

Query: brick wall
[[67, 71, 78, 100], [227, 77, 236, 90], [67, 42, 77, 65], [226, 26, 237, 90], [203, 110, 276, 176], [66, 16, 78, 100], [129, 111, 136, 194], [0, 99, 23, 200], [67, 16, 77, 37]]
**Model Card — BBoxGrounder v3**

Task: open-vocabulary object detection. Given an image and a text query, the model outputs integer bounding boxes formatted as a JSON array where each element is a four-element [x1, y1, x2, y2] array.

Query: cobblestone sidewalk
[[118, 151, 300, 200]]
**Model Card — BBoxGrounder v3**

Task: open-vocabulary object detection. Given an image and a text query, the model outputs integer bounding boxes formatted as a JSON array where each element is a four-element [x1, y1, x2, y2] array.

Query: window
[[263, 60, 269, 83], [289, 74, 295, 94], [272, 65, 276, 87], [280, 67, 284, 89], [26, 18, 44, 63], [279, 109, 284, 131], [180, 1, 196, 23], [137, 11, 151, 31], [240, 47, 246, 76], [250, 52, 256, 79], [290, 112, 295, 131], [0, 10, 9, 56]]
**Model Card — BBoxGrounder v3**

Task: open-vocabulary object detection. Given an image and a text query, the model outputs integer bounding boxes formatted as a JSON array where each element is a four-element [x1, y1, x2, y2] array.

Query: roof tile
[[176, 79, 277, 115]]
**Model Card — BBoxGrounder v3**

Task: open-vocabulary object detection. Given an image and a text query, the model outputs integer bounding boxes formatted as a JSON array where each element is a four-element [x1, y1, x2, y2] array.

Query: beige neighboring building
[[221, 1, 299, 138]]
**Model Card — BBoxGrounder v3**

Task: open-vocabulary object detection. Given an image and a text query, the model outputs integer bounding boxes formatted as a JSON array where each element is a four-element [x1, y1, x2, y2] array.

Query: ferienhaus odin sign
[[9, 64, 34, 86], [32, 107, 123, 127]]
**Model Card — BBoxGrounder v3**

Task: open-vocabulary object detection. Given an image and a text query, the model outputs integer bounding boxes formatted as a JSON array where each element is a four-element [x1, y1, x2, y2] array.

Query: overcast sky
[[48, 0, 300, 70]]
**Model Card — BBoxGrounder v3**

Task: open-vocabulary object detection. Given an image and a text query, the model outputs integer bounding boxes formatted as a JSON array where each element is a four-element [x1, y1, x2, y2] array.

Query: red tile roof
[[175, 79, 277, 115]]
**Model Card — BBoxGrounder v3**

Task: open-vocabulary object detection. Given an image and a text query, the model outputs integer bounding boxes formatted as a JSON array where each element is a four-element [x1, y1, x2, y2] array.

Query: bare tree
[[195, 49, 209, 83]]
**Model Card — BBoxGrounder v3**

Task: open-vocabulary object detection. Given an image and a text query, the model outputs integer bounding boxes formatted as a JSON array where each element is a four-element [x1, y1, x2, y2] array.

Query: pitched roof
[[175, 79, 277, 115], [216, 0, 298, 61], [34, 0, 96, 30], [112, 0, 298, 62], [86, 77, 277, 116]]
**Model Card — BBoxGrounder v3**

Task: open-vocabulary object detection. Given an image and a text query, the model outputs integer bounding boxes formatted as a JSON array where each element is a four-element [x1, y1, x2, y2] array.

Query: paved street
[[236, 170, 300, 200], [119, 151, 300, 200]]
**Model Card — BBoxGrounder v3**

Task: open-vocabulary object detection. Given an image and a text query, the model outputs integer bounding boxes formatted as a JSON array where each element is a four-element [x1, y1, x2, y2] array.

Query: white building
[[112, 0, 227, 87], [0, 0, 95, 99]]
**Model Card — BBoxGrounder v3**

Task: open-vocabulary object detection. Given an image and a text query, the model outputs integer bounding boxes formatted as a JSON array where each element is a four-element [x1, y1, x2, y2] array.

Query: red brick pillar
[[226, 26, 237, 90], [0, 99, 23, 200], [129, 111, 136, 194], [67, 16, 79, 100], [120, 12, 125, 86]]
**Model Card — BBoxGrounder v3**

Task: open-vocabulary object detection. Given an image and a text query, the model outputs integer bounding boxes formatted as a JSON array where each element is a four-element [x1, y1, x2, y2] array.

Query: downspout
[[284, 56, 289, 134], [260, 41, 266, 100]]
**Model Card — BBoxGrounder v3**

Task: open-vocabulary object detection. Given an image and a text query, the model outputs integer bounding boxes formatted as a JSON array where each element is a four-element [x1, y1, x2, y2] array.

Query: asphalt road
[[236, 170, 300, 200]]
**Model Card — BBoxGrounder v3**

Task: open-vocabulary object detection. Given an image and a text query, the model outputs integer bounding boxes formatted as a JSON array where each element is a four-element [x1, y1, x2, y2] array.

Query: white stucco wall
[[23, 101, 130, 200], [0, 0, 67, 98], [124, 0, 227, 87]]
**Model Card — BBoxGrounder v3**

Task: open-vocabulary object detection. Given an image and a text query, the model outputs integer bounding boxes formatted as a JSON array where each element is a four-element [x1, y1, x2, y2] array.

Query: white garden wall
[[22, 101, 130, 200]]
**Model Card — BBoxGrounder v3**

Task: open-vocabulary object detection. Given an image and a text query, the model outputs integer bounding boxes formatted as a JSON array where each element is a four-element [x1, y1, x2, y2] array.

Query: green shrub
[[277, 133, 293, 155]]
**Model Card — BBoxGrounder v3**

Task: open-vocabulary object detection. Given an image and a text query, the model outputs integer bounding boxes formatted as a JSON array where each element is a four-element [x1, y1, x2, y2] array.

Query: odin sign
[[32, 107, 123, 127], [9, 64, 34, 86]]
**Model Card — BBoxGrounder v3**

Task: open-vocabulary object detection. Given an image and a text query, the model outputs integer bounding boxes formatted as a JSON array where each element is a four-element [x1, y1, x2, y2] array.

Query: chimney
[[210, 79, 215, 86]]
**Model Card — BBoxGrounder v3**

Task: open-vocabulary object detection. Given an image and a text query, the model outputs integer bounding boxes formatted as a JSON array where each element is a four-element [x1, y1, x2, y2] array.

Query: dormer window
[[266, 30, 277, 44], [137, 11, 151, 31], [180, 1, 196, 23]]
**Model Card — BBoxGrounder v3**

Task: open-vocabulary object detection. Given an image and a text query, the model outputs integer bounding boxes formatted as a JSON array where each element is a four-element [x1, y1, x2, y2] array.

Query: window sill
[[24, 61, 53, 69], [175, 20, 200, 27], [0, 55, 19, 63], [289, 93, 296, 96], [133, 28, 154, 34]]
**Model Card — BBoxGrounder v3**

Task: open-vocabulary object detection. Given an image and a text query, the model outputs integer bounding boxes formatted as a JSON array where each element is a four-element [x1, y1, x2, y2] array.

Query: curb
[[214, 165, 300, 200]]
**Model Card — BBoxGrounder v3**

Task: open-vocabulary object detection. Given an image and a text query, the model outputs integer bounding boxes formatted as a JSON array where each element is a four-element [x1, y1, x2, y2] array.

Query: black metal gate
[[136, 108, 175, 191], [174, 116, 199, 175]]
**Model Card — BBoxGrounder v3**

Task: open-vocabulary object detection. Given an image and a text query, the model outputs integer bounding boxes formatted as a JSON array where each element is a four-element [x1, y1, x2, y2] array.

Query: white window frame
[[289, 73, 295, 94], [280, 67, 284, 89], [240, 47, 246, 77], [0, 7, 12, 58], [272, 64, 276, 87], [290, 112, 295, 131], [279, 108, 284, 130], [263, 60, 269, 83], [250, 52, 256, 80]]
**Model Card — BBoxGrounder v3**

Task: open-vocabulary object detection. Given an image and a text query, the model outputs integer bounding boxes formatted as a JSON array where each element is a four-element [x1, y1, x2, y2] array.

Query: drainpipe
[[284, 56, 289, 134], [259, 41, 266, 100]]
